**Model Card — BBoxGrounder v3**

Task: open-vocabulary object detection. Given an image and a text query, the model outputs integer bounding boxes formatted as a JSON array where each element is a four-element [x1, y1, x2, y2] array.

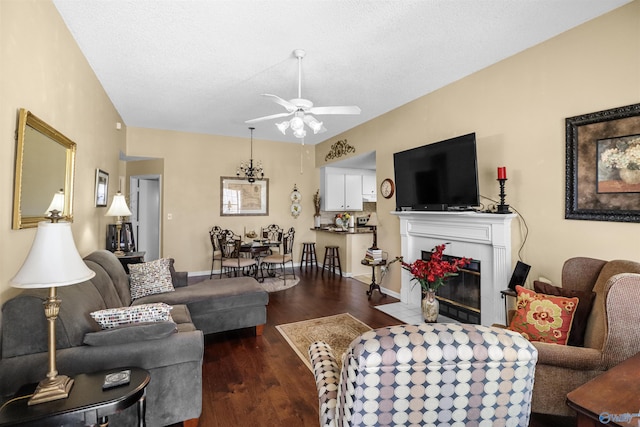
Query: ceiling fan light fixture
[[276, 121, 289, 134], [293, 128, 306, 139], [290, 116, 304, 131]]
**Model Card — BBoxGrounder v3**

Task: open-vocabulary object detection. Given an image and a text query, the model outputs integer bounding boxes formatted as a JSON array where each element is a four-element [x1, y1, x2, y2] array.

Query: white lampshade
[[44, 189, 65, 215], [366, 212, 379, 227], [105, 192, 132, 217], [10, 221, 96, 289]]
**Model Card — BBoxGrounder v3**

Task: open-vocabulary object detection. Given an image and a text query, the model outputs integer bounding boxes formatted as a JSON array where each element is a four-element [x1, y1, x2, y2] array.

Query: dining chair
[[261, 227, 295, 284], [216, 229, 257, 278], [208, 226, 223, 278], [261, 224, 284, 254]]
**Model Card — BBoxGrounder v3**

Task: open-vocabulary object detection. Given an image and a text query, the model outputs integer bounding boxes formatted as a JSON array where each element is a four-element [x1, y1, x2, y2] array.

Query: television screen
[[393, 133, 479, 210]]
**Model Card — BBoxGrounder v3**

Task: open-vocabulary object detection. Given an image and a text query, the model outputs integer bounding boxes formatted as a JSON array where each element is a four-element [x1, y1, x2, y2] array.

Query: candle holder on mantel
[[497, 178, 511, 214]]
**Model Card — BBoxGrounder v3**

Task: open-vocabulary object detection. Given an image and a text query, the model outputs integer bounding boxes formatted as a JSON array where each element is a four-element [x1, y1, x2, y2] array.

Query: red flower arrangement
[[396, 244, 471, 293]]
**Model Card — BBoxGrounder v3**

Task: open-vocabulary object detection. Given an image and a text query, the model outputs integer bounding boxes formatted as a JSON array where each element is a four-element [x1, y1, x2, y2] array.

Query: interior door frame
[[129, 174, 162, 260]]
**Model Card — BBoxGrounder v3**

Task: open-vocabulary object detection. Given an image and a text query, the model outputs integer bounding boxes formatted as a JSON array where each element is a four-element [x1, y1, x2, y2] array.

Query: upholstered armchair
[[309, 323, 538, 427], [521, 257, 640, 416]]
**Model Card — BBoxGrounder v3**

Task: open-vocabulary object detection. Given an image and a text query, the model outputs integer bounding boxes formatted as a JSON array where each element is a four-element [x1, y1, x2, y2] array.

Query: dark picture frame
[[220, 177, 269, 216], [95, 169, 109, 207], [565, 103, 640, 222]]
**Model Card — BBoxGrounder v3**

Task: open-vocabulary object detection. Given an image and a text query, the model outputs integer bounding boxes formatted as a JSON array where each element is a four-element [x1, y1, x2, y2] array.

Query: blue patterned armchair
[[309, 323, 538, 427]]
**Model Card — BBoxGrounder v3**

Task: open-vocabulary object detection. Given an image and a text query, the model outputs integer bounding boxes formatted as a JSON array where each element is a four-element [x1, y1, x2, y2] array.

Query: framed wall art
[[220, 177, 269, 216], [95, 169, 109, 207], [565, 103, 640, 222]]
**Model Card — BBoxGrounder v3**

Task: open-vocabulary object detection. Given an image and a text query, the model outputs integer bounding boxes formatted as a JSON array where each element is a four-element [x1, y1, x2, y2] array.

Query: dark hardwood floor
[[178, 266, 576, 427]]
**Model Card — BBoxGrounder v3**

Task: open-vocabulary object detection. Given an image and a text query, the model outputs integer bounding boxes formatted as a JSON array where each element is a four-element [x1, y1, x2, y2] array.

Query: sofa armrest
[[168, 258, 188, 288], [308, 341, 340, 427], [533, 342, 604, 370]]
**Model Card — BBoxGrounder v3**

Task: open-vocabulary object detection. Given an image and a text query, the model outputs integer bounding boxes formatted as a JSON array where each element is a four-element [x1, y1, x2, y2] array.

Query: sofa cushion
[[508, 285, 579, 345], [84, 250, 133, 307], [85, 259, 125, 308], [533, 281, 595, 347], [129, 258, 175, 300], [83, 321, 177, 346], [90, 303, 173, 329]]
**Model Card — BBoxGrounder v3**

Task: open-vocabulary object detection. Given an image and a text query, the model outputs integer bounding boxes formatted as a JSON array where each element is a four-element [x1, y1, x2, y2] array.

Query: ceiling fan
[[245, 49, 361, 139]]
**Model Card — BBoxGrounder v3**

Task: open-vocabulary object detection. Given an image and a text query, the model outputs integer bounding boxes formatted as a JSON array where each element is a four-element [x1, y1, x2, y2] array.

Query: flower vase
[[421, 289, 439, 323], [619, 168, 640, 185], [314, 215, 321, 228]]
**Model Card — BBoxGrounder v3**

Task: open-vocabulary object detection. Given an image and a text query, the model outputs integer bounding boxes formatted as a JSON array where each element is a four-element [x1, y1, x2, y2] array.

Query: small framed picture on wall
[[95, 169, 109, 207]]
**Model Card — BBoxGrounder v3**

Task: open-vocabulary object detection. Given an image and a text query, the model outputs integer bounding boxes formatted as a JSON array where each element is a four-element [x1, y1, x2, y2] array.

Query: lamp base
[[28, 375, 74, 405], [113, 250, 125, 256]]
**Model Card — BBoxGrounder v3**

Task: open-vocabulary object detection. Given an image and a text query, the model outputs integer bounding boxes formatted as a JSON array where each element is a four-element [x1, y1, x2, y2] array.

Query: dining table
[[240, 240, 281, 281]]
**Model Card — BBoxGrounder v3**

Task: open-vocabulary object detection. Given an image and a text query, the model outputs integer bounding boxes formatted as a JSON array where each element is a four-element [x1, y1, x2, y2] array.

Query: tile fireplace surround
[[391, 211, 516, 326]]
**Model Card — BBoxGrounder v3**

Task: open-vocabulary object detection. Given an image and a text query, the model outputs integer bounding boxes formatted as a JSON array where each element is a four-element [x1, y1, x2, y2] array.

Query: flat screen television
[[393, 132, 479, 211]]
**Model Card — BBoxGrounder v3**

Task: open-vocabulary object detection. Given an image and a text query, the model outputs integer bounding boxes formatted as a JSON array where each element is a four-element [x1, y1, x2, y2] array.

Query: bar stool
[[300, 242, 318, 268], [322, 245, 342, 277]]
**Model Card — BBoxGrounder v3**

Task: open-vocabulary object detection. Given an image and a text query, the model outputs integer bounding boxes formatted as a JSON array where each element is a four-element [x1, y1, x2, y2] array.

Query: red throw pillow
[[507, 285, 579, 345], [533, 281, 595, 347]]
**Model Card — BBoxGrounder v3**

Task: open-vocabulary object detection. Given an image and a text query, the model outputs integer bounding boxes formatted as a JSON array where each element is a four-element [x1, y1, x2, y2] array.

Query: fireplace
[[422, 250, 481, 324], [392, 211, 516, 325]]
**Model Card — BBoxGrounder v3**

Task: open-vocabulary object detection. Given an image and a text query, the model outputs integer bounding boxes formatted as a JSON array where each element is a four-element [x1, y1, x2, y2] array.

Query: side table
[[116, 251, 146, 273], [361, 259, 387, 300], [0, 367, 150, 427], [566, 352, 640, 427]]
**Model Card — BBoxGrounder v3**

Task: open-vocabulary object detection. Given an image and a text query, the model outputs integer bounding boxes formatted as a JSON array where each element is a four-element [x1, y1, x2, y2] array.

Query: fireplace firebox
[[421, 250, 481, 324]]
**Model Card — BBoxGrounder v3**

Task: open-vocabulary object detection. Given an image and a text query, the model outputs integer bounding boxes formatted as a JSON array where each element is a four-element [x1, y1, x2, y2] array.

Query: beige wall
[[125, 127, 318, 273], [0, 0, 126, 303], [317, 1, 640, 294]]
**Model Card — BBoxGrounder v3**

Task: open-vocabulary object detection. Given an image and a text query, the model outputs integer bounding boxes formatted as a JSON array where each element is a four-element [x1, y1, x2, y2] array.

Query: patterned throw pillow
[[90, 303, 173, 329], [129, 258, 175, 300], [507, 285, 579, 345]]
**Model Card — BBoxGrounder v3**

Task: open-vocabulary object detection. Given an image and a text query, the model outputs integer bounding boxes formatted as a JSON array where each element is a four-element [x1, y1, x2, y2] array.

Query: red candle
[[497, 167, 507, 180]]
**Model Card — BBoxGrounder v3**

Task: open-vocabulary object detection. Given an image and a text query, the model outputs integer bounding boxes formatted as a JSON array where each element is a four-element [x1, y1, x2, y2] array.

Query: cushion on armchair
[[507, 285, 579, 345], [533, 280, 596, 346]]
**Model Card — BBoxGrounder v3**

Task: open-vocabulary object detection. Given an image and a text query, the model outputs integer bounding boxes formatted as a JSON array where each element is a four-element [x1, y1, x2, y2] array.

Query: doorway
[[130, 175, 161, 261]]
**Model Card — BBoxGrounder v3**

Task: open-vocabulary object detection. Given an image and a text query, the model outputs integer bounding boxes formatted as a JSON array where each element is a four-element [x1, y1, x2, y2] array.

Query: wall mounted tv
[[393, 132, 479, 211]]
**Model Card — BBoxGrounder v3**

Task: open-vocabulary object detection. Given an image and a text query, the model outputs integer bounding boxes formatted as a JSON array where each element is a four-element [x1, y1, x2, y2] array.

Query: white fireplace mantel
[[391, 210, 516, 326]]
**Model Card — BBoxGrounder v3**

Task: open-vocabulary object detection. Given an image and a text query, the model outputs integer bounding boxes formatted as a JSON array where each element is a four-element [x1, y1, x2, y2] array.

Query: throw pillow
[[83, 321, 177, 346], [90, 303, 173, 329], [129, 258, 175, 300], [507, 285, 579, 345], [533, 281, 596, 347]]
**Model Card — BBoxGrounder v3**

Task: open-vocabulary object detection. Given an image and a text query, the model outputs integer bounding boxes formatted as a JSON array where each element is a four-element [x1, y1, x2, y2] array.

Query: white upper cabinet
[[362, 174, 377, 202], [321, 167, 364, 211]]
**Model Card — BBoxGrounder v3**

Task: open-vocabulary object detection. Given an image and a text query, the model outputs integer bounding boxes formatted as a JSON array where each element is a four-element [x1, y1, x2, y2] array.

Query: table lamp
[[10, 220, 96, 405], [44, 189, 65, 216], [105, 191, 132, 256], [366, 212, 379, 250]]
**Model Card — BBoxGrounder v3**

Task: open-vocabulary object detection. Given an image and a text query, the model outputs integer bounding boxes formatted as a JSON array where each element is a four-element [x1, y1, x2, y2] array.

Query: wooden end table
[[116, 251, 146, 273], [0, 367, 150, 426], [361, 259, 387, 300], [566, 352, 640, 427]]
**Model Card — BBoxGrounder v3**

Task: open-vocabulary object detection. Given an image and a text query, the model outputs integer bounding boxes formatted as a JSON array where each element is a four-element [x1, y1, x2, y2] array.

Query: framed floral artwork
[[565, 103, 640, 222]]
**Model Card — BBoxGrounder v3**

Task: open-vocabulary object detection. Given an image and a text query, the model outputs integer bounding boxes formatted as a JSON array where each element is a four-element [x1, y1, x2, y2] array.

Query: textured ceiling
[[53, 0, 630, 145]]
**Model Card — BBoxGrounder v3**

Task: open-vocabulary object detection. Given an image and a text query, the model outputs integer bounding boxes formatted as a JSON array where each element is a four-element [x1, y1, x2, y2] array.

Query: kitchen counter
[[311, 227, 375, 276]]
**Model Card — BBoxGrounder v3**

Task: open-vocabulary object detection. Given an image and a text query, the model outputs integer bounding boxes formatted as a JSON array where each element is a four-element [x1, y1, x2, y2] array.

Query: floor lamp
[[10, 220, 96, 405], [105, 191, 133, 256]]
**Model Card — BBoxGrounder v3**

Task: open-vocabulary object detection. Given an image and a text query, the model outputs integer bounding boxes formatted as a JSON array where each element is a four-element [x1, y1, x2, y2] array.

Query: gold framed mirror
[[13, 108, 76, 229]]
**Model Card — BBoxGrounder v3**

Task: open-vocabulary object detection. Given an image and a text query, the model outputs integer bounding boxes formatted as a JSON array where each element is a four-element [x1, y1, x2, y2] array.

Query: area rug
[[276, 313, 372, 371], [259, 275, 300, 292]]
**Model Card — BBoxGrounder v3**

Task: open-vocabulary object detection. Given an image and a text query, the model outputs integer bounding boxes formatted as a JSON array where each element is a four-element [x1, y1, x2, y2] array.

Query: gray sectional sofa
[[0, 249, 269, 426]]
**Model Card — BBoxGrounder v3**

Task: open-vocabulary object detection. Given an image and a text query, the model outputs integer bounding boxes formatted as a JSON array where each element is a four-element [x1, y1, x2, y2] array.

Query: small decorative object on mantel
[[496, 166, 511, 214], [390, 244, 471, 323], [313, 189, 321, 228], [290, 184, 301, 218], [325, 139, 355, 161]]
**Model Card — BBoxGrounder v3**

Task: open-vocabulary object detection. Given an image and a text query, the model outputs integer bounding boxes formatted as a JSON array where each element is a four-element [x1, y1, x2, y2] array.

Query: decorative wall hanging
[[95, 169, 109, 207], [565, 102, 640, 222], [290, 184, 301, 218], [221, 177, 269, 216], [325, 139, 355, 161]]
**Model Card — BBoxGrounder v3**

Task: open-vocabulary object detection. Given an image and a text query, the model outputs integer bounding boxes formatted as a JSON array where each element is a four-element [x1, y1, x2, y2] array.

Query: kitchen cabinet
[[362, 174, 377, 202], [321, 169, 363, 211]]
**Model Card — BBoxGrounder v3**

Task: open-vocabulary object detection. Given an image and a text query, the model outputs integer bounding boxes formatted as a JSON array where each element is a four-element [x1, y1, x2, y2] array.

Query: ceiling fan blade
[[262, 94, 297, 112], [245, 111, 293, 124], [308, 105, 361, 115]]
